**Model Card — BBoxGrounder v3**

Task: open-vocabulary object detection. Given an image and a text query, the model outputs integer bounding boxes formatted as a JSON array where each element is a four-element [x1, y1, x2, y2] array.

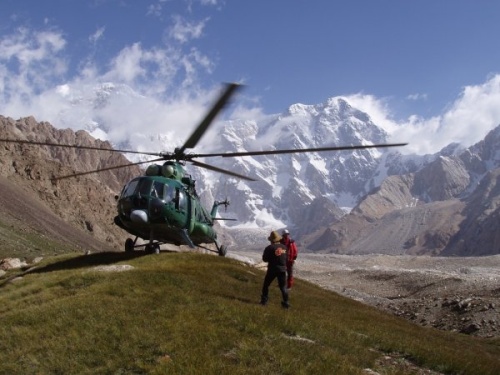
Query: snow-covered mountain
[[198, 98, 410, 235], [30, 82, 500, 255], [42, 83, 414, 234]]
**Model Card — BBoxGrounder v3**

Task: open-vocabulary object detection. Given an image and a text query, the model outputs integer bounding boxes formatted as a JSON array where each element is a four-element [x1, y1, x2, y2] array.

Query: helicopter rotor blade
[[188, 142, 408, 159], [176, 83, 241, 156], [52, 158, 166, 181], [190, 159, 256, 181], [0, 138, 164, 157]]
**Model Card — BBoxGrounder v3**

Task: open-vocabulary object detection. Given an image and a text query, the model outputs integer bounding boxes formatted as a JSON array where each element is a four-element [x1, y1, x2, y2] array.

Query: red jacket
[[281, 237, 298, 262]]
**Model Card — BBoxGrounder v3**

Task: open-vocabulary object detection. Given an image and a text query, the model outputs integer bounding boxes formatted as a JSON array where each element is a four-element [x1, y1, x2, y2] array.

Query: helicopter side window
[[174, 189, 187, 211], [179, 191, 186, 210], [163, 184, 176, 203], [152, 181, 165, 199]]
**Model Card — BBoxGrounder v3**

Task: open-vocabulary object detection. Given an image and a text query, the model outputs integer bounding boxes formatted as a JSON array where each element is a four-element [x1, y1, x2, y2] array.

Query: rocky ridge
[[0, 115, 142, 255], [303, 125, 500, 256]]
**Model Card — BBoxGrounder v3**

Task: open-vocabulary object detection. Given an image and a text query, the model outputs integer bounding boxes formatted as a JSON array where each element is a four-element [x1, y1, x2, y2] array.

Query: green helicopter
[[113, 161, 236, 256]]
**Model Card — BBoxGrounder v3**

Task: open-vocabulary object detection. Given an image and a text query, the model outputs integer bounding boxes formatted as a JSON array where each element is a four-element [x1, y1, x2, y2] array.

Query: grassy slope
[[1, 252, 499, 375], [0, 220, 73, 260]]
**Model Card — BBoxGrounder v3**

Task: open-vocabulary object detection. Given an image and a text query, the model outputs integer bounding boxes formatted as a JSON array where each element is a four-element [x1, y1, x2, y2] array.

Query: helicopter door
[[149, 181, 167, 220]]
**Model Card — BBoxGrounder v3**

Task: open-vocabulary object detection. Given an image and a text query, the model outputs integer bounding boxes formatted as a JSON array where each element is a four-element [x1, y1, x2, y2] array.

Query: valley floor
[[230, 251, 500, 338]]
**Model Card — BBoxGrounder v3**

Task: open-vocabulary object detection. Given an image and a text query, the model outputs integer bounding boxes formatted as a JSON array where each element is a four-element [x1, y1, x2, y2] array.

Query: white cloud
[[395, 75, 500, 154], [0, 25, 219, 150], [89, 27, 105, 44], [435, 75, 500, 144], [106, 43, 148, 83], [0, 27, 66, 65], [147, 3, 163, 17], [343, 93, 399, 134], [168, 15, 208, 44], [1, 23, 500, 160], [406, 93, 428, 101], [343, 75, 500, 155], [0, 28, 68, 115]]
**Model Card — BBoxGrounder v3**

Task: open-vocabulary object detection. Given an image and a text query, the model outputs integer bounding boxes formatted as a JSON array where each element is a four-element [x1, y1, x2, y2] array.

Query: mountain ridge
[[305, 124, 500, 255], [2, 85, 500, 256]]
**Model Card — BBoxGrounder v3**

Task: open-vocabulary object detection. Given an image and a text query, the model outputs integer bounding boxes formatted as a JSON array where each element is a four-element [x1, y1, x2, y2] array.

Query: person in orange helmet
[[260, 230, 290, 308]]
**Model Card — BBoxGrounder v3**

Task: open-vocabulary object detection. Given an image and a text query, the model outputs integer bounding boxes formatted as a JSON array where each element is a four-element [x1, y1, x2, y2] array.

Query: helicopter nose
[[130, 209, 148, 224]]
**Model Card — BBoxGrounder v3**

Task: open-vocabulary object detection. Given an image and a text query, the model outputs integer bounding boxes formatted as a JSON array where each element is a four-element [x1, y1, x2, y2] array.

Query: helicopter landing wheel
[[145, 243, 160, 254], [154, 244, 160, 254], [218, 245, 227, 257], [125, 238, 135, 253]]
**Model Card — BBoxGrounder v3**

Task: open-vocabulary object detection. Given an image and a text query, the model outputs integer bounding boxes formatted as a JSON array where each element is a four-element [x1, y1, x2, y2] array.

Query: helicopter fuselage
[[114, 164, 219, 248]]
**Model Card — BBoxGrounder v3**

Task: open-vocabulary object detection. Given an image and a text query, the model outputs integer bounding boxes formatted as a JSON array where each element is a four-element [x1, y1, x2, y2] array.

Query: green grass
[[0, 219, 73, 260], [1, 251, 500, 374]]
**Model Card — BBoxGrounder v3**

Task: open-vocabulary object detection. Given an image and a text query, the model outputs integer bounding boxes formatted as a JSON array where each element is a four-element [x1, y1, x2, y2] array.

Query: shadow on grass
[[0, 252, 148, 287], [30, 251, 149, 274], [1, 249, 189, 288]]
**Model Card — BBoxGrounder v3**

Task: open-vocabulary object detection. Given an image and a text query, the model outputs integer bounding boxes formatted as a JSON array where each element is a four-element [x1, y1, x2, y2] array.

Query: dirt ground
[[230, 251, 500, 339]]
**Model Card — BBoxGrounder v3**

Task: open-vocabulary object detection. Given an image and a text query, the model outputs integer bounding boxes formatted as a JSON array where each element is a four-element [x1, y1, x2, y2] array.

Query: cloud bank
[[0, 25, 224, 151], [345, 75, 500, 154], [1, 22, 500, 156]]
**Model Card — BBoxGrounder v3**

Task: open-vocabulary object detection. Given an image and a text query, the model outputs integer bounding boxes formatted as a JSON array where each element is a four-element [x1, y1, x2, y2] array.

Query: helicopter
[[0, 83, 407, 257]]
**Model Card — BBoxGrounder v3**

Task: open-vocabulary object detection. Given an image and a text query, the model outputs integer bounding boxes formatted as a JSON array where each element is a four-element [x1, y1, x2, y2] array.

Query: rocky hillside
[[304, 126, 500, 256], [0, 115, 142, 257]]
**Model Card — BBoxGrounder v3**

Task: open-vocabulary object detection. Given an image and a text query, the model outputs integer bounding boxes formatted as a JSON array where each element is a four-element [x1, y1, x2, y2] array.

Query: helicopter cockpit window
[[138, 179, 153, 196], [122, 178, 161, 199], [121, 179, 140, 198]]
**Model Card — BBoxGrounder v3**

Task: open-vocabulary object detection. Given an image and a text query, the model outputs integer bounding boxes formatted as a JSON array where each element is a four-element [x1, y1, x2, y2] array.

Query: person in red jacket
[[280, 229, 298, 289]]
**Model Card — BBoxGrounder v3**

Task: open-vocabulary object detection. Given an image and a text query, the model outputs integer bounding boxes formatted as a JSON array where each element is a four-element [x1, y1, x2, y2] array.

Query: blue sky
[[1, 0, 500, 154]]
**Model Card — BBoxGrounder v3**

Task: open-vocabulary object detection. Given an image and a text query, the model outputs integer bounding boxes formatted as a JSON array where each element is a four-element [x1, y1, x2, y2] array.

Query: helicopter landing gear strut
[[124, 237, 160, 254], [218, 245, 227, 257], [195, 242, 227, 256], [214, 241, 227, 257]]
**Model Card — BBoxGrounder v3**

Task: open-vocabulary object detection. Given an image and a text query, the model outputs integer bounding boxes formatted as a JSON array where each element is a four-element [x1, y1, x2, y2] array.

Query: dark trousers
[[261, 268, 288, 304], [287, 261, 294, 288]]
